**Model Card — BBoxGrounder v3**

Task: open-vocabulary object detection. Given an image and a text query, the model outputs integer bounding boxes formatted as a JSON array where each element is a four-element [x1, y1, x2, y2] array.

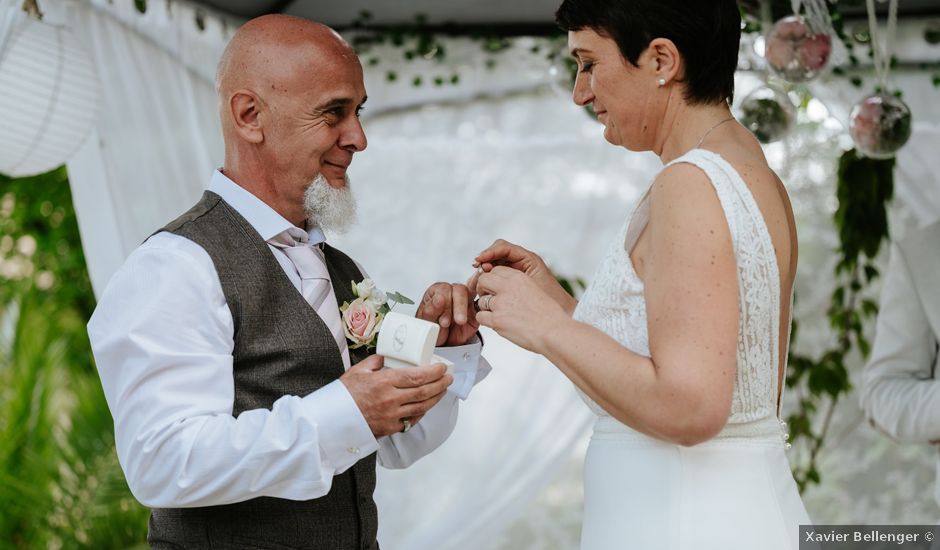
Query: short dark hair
[[556, 0, 741, 105]]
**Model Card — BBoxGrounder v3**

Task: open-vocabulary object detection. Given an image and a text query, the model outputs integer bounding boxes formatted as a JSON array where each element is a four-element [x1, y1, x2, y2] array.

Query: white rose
[[368, 288, 387, 307], [356, 279, 376, 299]]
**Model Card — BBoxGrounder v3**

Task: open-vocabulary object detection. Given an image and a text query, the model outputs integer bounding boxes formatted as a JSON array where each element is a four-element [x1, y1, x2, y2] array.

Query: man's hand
[[417, 282, 479, 346], [340, 355, 453, 437]]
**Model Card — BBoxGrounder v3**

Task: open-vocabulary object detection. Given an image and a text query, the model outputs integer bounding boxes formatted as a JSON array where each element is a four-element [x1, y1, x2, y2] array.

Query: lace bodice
[[572, 149, 787, 441]]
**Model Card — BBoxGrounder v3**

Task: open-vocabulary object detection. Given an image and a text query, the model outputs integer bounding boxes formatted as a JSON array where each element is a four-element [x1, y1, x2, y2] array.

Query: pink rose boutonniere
[[340, 279, 414, 349]]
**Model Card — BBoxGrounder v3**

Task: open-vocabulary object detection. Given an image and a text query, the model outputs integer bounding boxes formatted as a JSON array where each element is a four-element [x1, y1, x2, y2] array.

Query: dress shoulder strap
[[665, 148, 787, 418], [664, 148, 744, 246]]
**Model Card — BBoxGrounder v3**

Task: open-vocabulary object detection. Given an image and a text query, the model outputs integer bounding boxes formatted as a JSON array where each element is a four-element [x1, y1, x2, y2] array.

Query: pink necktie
[[271, 231, 350, 370]]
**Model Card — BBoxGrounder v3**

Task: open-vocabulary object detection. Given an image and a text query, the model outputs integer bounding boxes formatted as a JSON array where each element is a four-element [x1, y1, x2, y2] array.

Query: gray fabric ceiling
[[192, 0, 940, 27]]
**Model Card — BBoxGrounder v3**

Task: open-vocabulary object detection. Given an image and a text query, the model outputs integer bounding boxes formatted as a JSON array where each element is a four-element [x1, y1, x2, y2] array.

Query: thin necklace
[[695, 117, 735, 149]]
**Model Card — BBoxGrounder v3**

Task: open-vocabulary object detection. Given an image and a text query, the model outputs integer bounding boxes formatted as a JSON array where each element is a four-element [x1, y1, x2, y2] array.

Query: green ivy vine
[[785, 149, 895, 492]]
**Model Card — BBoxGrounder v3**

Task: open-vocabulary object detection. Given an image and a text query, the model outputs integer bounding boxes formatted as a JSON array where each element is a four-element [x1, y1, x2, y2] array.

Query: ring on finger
[[401, 418, 412, 433], [477, 294, 494, 311]]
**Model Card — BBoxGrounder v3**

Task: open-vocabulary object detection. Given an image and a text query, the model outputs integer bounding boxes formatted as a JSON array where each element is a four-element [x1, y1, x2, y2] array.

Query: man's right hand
[[340, 355, 453, 437]]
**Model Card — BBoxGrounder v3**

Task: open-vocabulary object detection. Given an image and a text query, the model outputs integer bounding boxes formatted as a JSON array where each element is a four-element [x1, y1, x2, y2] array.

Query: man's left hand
[[417, 282, 479, 346]]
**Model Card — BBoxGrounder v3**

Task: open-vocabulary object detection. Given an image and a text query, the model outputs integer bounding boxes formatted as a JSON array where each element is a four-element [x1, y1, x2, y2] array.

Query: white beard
[[303, 173, 357, 234]]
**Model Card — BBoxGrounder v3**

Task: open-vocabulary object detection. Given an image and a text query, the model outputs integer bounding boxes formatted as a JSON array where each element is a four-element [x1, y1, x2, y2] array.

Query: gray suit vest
[[146, 191, 378, 550]]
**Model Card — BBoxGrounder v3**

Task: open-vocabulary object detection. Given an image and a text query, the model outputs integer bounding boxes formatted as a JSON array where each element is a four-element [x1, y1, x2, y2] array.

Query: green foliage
[[0, 168, 96, 373], [834, 150, 895, 267], [346, 11, 561, 87], [386, 290, 415, 306], [342, 4, 940, 94], [785, 149, 894, 492], [555, 274, 587, 299], [0, 168, 149, 547]]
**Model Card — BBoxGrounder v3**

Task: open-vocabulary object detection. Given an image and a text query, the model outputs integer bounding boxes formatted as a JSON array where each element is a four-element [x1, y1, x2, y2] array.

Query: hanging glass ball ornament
[[849, 93, 912, 159], [738, 86, 795, 144], [764, 15, 833, 83]]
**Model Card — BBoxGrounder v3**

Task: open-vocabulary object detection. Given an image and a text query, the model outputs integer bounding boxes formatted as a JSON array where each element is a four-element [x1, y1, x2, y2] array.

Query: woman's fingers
[[474, 267, 515, 297], [473, 239, 531, 269], [466, 269, 482, 296]]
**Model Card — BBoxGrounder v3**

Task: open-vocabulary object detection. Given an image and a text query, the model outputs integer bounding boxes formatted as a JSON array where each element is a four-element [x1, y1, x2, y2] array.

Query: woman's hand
[[473, 266, 570, 353], [471, 239, 577, 315]]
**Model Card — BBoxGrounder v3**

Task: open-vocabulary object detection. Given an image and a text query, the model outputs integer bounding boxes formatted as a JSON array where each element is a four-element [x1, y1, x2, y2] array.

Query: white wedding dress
[[572, 149, 810, 549]]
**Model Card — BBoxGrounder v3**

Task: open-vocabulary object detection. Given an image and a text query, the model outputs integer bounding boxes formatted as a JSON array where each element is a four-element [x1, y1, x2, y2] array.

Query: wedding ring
[[401, 418, 412, 433], [477, 294, 493, 311]]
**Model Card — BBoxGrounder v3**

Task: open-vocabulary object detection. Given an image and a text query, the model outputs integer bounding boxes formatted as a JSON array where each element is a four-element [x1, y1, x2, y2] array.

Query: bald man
[[88, 15, 488, 550]]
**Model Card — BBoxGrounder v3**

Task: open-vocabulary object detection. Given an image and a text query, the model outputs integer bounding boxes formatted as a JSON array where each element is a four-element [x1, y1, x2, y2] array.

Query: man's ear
[[229, 90, 264, 144], [647, 37, 682, 86]]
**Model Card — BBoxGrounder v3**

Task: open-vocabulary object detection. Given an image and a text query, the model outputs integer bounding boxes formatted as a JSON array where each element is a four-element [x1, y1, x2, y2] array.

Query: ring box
[[376, 311, 454, 375]]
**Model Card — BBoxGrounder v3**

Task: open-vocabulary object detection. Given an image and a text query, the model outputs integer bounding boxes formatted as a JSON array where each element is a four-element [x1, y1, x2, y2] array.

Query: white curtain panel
[[63, 0, 223, 292], [57, 0, 940, 546], [334, 90, 660, 548], [0, 0, 21, 57]]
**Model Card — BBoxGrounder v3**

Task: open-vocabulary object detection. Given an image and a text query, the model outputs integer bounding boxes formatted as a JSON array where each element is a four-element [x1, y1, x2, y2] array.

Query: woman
[[470, 1, 810, 548]]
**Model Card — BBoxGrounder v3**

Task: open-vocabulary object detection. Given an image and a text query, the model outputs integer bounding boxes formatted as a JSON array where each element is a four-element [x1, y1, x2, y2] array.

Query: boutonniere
[[340, 279, 414, 349]]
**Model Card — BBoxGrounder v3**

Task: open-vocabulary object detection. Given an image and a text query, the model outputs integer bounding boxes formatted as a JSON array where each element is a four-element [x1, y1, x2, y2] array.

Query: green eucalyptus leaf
[[858, 337, 871, 358]]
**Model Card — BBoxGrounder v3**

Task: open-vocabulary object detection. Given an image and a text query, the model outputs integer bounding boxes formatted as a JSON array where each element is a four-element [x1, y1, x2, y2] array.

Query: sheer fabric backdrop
[[47, 1, 940, 547]]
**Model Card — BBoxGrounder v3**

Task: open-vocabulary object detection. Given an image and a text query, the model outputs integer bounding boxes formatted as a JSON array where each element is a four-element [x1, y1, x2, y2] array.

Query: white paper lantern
[[0, 10, 99, 177]]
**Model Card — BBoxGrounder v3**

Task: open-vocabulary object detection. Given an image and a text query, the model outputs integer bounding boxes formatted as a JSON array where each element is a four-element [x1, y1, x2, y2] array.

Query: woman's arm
[[476, 164, 739, 446]]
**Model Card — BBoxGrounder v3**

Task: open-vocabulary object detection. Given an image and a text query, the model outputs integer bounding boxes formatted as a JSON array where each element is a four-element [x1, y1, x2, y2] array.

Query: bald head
[[216, 14, 357, 101], [214, 14, 368, 227]]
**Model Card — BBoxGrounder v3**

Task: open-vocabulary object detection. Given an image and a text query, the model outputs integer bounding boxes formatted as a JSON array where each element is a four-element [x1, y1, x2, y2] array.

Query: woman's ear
[[228, 90, 265, 144], [646, 38, 682, 87]]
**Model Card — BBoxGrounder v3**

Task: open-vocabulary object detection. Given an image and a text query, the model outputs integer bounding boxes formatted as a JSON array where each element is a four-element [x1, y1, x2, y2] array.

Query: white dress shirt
[[88, 170, 489, 508], [860, 221, 940, 504]]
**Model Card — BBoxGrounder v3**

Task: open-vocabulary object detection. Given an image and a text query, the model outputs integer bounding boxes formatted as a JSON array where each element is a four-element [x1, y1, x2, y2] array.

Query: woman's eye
[[579, 61, 594, 73], [355, 106, 365, 118]]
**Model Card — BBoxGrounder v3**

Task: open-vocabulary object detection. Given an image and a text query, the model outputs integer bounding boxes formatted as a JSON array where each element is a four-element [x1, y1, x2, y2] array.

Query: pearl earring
[[657, 78, 667, 87]]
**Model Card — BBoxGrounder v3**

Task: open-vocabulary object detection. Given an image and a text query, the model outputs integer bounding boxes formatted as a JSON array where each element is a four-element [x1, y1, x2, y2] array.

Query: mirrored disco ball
[[849, 93, 913, 159], [765, 15, 832, 83]]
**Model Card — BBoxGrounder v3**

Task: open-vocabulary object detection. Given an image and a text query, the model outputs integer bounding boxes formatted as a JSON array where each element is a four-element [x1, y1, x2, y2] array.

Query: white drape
[[0, 0, 22, 64], [46, 0, 940, 545]]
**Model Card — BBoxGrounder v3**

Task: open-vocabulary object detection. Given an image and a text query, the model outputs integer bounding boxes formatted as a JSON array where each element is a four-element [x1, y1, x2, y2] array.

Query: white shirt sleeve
[[377, 338, 492, 469], [860, 242, 940, 443], [87, 233, 378, 508], [349, 260, 492, 469]]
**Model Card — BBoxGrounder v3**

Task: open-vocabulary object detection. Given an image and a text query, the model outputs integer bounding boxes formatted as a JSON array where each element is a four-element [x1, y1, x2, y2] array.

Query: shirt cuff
[[434, 335, 491, 400], [305, 379, 379, 473]]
